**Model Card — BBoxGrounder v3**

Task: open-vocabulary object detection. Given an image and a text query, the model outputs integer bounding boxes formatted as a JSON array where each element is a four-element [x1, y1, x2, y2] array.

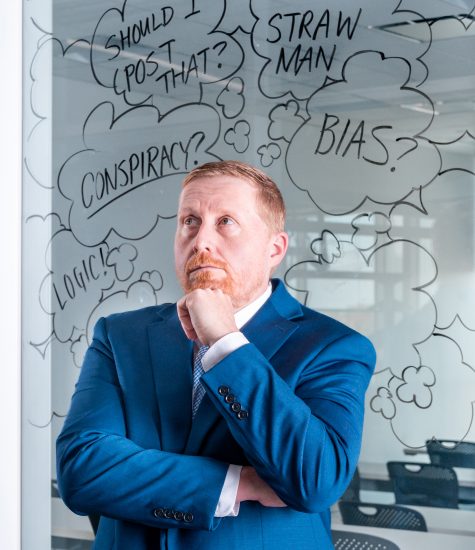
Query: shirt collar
[[234, 283, 272, 330]]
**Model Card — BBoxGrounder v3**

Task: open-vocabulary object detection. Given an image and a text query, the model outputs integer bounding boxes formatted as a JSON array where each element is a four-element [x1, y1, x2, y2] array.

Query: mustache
[[185, 251, 228, 275]]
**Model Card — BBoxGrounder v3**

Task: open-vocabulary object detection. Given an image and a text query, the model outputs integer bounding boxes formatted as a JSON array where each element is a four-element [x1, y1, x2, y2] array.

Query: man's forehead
[[178, 175, 257, 206]]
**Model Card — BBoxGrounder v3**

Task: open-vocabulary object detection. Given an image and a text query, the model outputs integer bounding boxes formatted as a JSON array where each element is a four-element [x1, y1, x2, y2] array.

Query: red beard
[[184, 251, 234, 295]]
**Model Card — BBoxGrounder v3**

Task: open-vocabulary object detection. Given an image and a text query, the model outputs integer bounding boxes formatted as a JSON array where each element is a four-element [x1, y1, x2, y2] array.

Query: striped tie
[[192, 345, 209, 417]]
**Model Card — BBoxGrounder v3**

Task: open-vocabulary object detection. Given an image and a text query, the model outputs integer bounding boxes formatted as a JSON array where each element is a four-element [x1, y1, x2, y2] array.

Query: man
[[57, 160, 375, 549]]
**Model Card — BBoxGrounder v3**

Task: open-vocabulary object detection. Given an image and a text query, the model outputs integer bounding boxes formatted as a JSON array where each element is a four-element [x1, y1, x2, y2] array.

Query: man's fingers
[[176, 296, 198, 341]]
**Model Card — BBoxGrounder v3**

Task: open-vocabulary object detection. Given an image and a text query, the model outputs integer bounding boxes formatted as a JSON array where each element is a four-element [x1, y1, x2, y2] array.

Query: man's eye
[[184, 217, 196, 226], [220, 217, 234, 225]]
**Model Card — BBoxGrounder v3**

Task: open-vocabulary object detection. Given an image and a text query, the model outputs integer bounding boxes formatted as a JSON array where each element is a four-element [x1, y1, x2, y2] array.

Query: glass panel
[[23, 0, 475, 547]]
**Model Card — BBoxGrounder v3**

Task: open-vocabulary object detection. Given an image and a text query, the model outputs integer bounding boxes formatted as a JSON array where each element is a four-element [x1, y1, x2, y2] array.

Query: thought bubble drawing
[[418, 14, 475, 144], [285, 238, 438, 375], [39, 230, 115, 343], [432, 132, 475, 176], [216, 77, 245, 119], [216, 0, 256, 34], [370, 387, 396, 420], [251, 1, 430, 100], [268, 101, 306, 143], [91, 0, 243, 105], [106, 243, 138, 281], [86, 273, 164, 344], [310, 230, 341, 264], [257, 143, 281, 167], [435, 315, 475, 371], [28, 37, 91, 189], [395, 365, 436, 408], [26, 214, 66, 355], [224, 120, 250, 153], [71, 334, 89, 368], [352, 212, 392, 251], [370, 334, 475, 448], [58, 101, 221, 246], [286, 51, 441, 215]]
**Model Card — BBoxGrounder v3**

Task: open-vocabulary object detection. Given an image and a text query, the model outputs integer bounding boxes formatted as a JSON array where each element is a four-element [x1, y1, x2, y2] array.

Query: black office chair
[[387, 461, 459, 508], [332, 529, 400, 550], [340, 468, 361, 502], [427, 439, 475, 468], [338, 501, 427, 531]]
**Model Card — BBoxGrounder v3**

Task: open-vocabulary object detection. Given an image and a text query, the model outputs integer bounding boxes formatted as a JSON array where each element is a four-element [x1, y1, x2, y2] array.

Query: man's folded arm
[[201, 330, 376, 513], [56, 317, 229, 532]]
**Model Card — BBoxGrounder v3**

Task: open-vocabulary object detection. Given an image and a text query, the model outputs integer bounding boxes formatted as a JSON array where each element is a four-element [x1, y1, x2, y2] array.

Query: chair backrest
[[332, 529, 400, 550], [340, 467, 361, 502], [427, 439, 475, 468], [338, 501, 427, 532], [387, 461, 459, 508]]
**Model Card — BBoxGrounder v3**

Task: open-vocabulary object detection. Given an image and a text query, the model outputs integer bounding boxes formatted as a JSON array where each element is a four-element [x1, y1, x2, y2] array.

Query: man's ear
[[269, 232, 289, 269]]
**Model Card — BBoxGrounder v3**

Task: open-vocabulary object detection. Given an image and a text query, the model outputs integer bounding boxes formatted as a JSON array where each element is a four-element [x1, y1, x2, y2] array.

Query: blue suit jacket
[[57, 279, 375, 549]]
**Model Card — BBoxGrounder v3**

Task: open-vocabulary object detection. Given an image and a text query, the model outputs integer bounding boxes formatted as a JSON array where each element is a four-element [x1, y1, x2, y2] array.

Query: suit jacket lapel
[[185, 280, 303, 454], [147, 310, 193, 453]]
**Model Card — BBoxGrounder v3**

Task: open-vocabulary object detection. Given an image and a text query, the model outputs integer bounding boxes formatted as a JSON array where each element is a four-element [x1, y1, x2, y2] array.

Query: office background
[[15, 0, 475, 547]]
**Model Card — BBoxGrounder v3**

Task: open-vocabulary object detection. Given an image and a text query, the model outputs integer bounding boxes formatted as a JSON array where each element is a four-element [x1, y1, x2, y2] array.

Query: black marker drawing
[[251, 1, 430, 100], [39, 229, 115, 343], [285, 236, 438, 379], [90, 0, 244, 106], [286, 51, 441, 215], [224, 119, 251, 153], [58, 101, 221, 246], [257, 142, 281, 167], [268, 100, 306, 143], [106, 243, 139, 281], [351, 212, 392, 251], [310, 230, 341, 264], [216, 76, 245, 118]]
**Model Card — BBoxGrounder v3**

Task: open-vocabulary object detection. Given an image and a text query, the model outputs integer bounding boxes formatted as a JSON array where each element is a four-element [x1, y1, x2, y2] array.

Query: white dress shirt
[[198, 283, 272, 517]]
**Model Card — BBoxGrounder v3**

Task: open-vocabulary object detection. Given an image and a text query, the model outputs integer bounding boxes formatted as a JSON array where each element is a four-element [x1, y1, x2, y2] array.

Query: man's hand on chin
[[177, 288, 238, 346]]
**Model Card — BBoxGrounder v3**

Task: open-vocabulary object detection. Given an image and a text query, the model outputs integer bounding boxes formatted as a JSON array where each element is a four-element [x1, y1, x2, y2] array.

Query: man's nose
[[192, 222, 215, 253]]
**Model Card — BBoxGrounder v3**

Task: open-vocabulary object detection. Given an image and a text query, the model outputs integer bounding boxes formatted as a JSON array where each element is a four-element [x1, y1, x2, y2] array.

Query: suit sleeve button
[[224, 394, 235, 403], [153, 508, 165, 518], [218, 386, 230, 396], [174, 510, 184, 521], [237, 410, 249, 420], [231, 402, 241, 412], [164, 509, 174, 519], [183, 512, 194, 523]]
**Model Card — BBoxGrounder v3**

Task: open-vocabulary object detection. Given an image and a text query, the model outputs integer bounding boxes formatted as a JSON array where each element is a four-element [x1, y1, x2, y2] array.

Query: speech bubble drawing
[[286, 51, 441, 215], [91, 0, 244, 105], [86, 273, 164, 345], [285, 237, 438, 376], [39, 229, 115, 343], [251, 1, 430, 100], [58, 101, 221, 246]]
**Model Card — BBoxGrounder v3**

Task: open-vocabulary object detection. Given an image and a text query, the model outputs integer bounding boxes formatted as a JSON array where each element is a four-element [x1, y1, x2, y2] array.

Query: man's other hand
[[236, 466, 287, 508], [177, 288, 238, 346]]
